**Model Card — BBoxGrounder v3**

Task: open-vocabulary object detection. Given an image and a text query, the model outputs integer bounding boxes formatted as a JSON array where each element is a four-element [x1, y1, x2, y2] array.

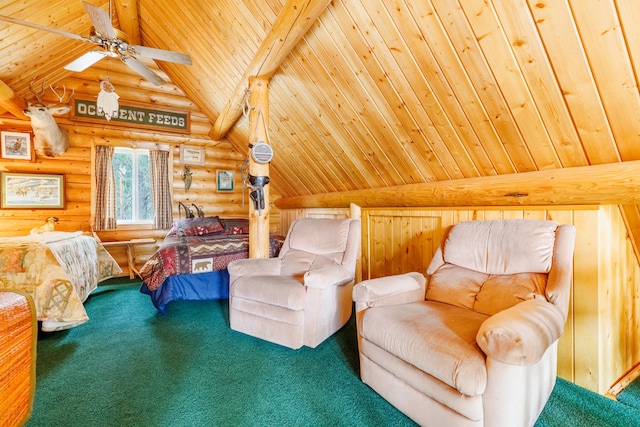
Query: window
[[113, 147, 153, 224]]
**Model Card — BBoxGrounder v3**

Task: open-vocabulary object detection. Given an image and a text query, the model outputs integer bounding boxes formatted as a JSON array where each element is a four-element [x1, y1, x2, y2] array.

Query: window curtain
[[150, 149, 173, 229], [94, 145, 117, 230]]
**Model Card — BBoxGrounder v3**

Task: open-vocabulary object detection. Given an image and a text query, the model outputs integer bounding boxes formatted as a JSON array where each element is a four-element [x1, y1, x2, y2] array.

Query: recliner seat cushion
[[360, 300, 489, 396]]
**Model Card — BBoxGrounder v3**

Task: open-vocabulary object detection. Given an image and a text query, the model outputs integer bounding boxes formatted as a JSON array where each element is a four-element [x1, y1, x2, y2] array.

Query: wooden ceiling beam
[[209, 0, 332, 141], [0, 79, 28, 120], [114, 0, 140, 45], [274, 161, 640, 209]]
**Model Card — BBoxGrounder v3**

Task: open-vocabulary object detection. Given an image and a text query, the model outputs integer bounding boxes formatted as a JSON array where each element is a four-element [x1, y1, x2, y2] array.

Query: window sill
[[115, 223, 154, 230]]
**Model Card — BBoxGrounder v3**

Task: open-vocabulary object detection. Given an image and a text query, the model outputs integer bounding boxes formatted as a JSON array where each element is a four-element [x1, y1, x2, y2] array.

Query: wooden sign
[[72, 98, 190, 133]]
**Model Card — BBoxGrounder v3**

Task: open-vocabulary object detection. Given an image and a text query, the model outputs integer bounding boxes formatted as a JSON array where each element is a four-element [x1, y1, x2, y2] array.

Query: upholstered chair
[[353, 219, 576, 427], [227, 218, 360, 349]]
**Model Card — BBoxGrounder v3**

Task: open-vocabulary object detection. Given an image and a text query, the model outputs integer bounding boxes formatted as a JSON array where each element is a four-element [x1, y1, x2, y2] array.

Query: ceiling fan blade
[[121, 55, 166, 86], [0, 14, 89, 42], [129, 45, 192, 65], [82, 1, 116, 39], [65, 50, 111, 72]]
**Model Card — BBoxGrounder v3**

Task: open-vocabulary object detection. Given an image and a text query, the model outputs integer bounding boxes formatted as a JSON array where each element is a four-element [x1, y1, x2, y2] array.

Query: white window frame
[[113, 147, 154, 226]]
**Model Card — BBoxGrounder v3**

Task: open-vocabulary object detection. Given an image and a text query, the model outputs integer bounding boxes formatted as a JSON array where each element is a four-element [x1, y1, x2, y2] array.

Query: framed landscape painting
[[1, 131, 32, 160], [1, 172, 65, 209]]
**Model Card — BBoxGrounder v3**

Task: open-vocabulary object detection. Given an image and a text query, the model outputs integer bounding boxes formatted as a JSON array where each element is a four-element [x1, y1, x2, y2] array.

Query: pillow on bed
[[220, 218, 250, 234], [175, 216, 225, 237], [165, 223, 178, 238]]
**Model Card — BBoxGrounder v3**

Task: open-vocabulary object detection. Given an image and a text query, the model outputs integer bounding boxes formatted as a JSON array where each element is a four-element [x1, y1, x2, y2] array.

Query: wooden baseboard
[[607, 363, 640, 397]]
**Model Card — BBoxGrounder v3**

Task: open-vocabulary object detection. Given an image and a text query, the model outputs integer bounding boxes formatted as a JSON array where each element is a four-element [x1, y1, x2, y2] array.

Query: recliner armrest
[[304, 265, 353, 289], [476, 298, 565, 365], [352, 272, 426, 312], [227, 258, 282, 277]]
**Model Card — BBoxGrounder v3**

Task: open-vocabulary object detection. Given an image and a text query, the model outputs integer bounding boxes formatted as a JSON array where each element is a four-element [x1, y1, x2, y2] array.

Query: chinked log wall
[[0, 72, 281, 276], [279, 205, 640, 396]]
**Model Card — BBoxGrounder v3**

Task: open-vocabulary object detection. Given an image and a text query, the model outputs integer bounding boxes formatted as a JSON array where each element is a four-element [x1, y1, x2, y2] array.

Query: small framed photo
[[179, 145, 205, 165], [217, 170, 235, 192], [1, 131, 32, 160], [1, 172, 65, 209]]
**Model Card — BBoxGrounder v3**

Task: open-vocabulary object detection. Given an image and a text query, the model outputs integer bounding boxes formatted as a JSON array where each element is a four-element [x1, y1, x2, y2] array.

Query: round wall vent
[[251, 142, 273, 163]]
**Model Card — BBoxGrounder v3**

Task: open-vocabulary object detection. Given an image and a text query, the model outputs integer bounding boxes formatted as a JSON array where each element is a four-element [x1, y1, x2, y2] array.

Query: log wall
[[280, 205, 640, 395], [0, 69, 282, 276]]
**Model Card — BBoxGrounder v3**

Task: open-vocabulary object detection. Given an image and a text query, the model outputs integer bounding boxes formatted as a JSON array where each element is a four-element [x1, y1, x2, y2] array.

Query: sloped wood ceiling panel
[[1, 0, 640, 198], [144, 0, 638, 198]]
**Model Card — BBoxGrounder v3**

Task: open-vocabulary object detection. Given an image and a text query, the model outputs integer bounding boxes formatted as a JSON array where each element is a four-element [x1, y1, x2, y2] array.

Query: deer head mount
[[24, 79, 74, 157]]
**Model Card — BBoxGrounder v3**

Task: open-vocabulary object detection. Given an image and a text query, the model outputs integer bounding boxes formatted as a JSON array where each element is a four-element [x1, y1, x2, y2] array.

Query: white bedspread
[[0, 232, 121, 331]]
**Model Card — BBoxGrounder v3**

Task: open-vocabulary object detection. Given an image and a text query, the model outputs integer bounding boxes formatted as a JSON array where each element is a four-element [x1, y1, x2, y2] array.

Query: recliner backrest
[[443, 219, 558, 275], [426, 220, 562, 316], [279, 218, 360, 277]]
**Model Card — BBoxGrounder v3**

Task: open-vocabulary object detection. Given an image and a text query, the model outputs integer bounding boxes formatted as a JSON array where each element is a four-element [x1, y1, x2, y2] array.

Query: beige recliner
[[228, 218, 360, 349], [353, 219, 576, 427]]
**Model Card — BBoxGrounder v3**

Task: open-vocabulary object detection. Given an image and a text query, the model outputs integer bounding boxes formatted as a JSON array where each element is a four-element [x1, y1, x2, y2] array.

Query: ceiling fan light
[[64, 50, 108, 72]]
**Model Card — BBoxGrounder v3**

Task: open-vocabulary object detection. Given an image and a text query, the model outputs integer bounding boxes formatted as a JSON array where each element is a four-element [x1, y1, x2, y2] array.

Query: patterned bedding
[[0, 231, 121, 331], [139, 232, 284, 292]]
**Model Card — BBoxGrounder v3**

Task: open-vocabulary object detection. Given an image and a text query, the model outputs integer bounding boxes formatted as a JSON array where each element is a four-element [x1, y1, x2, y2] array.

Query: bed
[[0, 231, 122, 331], [139, 217, 284, 314]]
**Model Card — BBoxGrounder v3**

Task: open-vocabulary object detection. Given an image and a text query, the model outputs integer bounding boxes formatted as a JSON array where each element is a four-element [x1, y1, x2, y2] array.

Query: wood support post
[[209, 0, 332, 141], [247, 77, 271, 258], [114, 0, 141, 45]]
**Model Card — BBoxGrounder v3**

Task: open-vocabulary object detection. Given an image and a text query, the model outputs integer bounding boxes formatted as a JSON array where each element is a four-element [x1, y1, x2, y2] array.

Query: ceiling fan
[[0, 1, 192, 86]]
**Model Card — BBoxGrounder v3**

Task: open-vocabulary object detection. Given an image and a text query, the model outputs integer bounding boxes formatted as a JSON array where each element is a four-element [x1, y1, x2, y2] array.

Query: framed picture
[[179, 145, 205, 165], [1, 172, 65, 209], [216, 170, 235, 192], [1, 131, 32, 160]]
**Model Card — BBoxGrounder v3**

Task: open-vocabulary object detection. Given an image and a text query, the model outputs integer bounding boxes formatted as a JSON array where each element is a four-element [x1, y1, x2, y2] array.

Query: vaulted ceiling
[[2, 0, 640, 204]]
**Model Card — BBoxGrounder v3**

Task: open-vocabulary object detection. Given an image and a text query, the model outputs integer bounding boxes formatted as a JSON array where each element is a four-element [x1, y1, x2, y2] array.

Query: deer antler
[[28, 77, 46, 103], [23, 76, 72, 158], [49, 84, 74, 104], [28, 78, 74, 106]]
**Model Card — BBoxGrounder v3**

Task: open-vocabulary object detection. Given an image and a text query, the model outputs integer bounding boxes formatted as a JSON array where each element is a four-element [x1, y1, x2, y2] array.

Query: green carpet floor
[[24, 282, 640, 426], [618, 377, 640, 411]]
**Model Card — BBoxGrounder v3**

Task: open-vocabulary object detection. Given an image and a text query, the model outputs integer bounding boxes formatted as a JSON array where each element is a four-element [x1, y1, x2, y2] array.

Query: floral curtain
[[150, 149, 173, 229], [94, 145, 117, 230]]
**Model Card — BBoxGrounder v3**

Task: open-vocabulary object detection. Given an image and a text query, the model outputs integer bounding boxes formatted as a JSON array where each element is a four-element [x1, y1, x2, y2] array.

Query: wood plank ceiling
[[1, 0, 640, 204]]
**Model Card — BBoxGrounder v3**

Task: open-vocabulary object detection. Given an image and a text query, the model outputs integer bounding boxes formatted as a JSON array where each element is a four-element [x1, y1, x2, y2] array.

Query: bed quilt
[[0, 231, 121, 331], [140, 233, 285, 292]]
